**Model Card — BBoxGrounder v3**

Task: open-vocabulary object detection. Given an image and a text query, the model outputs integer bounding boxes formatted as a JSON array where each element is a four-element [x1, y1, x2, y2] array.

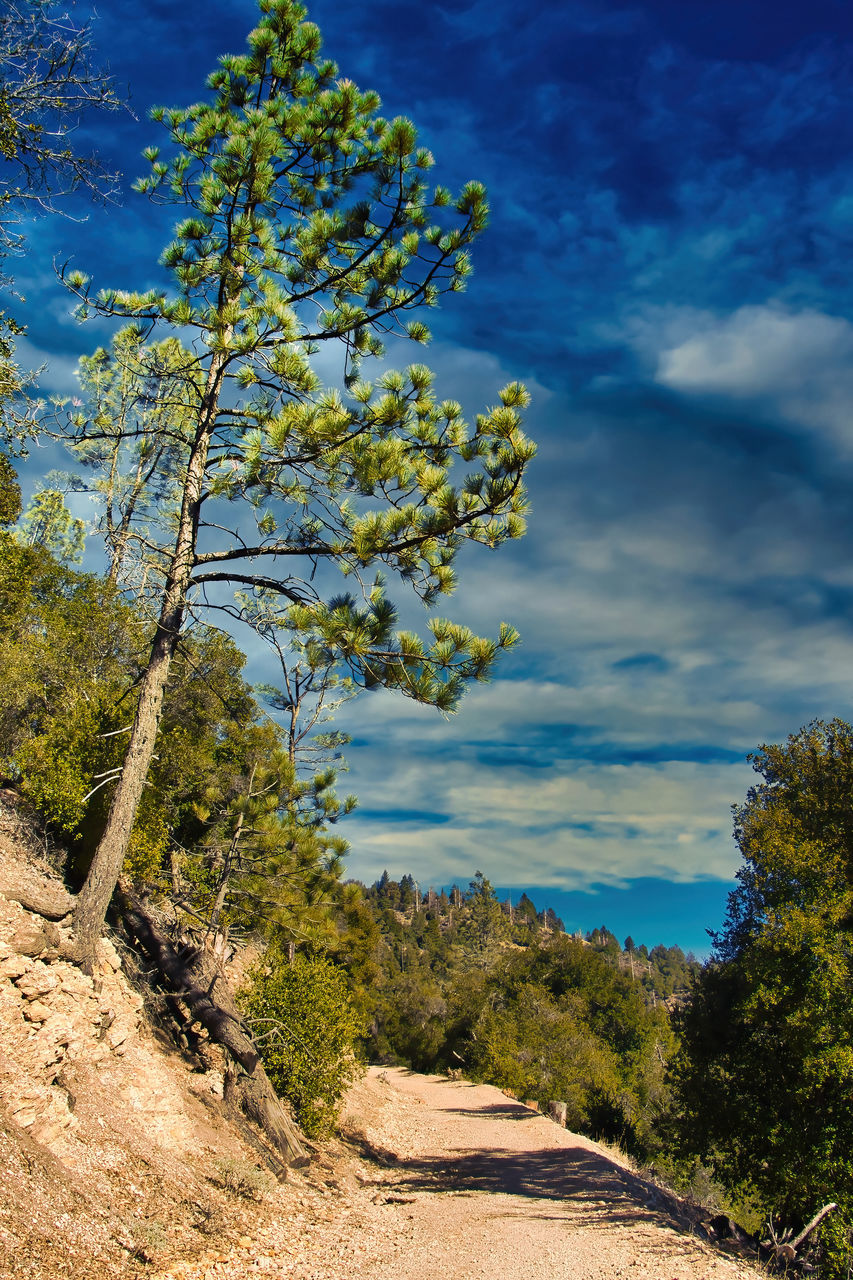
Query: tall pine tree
[[63, 0, 535, 965]]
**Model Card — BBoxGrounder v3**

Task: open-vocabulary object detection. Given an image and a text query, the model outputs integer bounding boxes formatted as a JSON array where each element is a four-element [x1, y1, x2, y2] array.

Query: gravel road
[[329, 1068, 763, 1280], [155, 1067, 764, 1280]]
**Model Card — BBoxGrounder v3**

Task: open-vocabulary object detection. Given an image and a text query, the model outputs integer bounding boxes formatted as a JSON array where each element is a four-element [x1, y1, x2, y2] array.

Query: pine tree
[[16, 485, 85, 562], [63, 0, 535, 966]]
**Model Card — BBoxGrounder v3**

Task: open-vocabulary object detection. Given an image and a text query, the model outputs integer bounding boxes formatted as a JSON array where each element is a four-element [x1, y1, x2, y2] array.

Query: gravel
[[154, 1067, 765, 1280]]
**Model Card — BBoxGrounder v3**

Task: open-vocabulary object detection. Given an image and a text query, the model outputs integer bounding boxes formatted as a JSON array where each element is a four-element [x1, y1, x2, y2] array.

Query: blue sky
[[12, 0, 853, 954]]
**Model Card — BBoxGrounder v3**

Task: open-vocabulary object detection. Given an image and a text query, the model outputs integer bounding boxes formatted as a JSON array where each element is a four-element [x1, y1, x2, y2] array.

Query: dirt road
[[173, 1068, 762, 1280]]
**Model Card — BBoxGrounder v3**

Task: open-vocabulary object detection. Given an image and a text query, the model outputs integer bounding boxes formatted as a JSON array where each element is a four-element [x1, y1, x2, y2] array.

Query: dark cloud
[[612, 653, 671, 672]]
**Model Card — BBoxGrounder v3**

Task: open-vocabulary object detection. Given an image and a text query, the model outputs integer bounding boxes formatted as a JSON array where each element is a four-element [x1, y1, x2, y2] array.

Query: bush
[[240, 949, 363, 1138], [210, 1156, 272, 1201]]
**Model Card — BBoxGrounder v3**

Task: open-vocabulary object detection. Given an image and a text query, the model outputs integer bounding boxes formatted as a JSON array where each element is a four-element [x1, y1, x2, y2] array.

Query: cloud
[[11, 336, 82, 397], [343, 755, 751, 891], [642, 303, 853, 451], [654, 302, 853, 393]]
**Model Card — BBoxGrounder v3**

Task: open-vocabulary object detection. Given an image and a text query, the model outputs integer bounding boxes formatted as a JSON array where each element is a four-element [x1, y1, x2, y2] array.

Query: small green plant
[[210, 1156, 272, 1201], [131, 1219, 168, 1263], [240, 948, 364, 1138]]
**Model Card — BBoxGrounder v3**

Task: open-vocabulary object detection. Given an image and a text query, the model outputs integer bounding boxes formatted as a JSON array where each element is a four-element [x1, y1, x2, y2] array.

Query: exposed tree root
[[115, 882, 309, 1169]]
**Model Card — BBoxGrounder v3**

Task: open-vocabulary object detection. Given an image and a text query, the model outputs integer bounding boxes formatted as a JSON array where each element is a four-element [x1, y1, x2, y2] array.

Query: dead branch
[[789, 1203, 838, 1252]]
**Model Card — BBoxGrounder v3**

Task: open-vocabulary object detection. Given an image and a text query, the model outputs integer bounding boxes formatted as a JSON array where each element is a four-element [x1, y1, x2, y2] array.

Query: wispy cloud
[[649, 304, 853, 451]]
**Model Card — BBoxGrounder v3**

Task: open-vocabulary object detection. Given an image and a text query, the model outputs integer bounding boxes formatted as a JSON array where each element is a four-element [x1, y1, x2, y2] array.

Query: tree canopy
[[672, 719, 853, 1277]]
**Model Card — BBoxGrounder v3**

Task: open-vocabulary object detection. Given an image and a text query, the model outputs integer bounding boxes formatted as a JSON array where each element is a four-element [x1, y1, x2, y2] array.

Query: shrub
[[210, 1156, 272, 1200], [240, 949, 363, 1138]]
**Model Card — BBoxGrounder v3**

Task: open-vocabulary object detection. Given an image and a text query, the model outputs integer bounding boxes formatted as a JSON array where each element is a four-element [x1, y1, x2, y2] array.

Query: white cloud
[[11, 335, 82, 397], [656, 304, 853, 393], [635, 302, 853, 450], [343, 757, 751, 891]]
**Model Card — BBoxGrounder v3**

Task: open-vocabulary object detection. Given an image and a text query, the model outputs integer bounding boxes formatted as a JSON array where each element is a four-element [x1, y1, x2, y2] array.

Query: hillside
[[0, 795, 353, 1277], [0, 795, 826, 1279]]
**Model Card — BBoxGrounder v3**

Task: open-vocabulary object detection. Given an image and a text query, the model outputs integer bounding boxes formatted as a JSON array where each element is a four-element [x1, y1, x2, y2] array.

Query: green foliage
[[0, 451, 20, 523], [60, 0, 534, 712], [0, 319, 23, 427], [16, 486, 85, 562], [458, 936, 673, 1152], [0, 533, 346, 924], [123, 801, 170, 886], [0, 535, 143, 834], [351, 872, 674, 1157], [240, 948, 363, 1137], [672, 719, 853, 1276], [456, 871, 510, 965]]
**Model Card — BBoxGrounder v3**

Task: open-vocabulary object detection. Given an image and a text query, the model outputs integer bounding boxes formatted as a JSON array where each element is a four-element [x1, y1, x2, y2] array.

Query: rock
[[15, 967, 58, 1000], [9, 922, 48, 957], [105, 1020, 132, 1049], [37, 1014, 76, 1045], [0, 955, 32, 979], [23, 1000, 51, 1022], [32, 1120, 65, 1145], [98, 938, 122, 972], [57, 969, 94, 998]]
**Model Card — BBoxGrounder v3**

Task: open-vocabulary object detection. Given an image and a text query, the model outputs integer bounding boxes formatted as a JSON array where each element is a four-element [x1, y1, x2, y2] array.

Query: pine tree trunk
[[72, 614, 183, 967], [117, 885, 309, 1168], [72, 352, 229, 970]]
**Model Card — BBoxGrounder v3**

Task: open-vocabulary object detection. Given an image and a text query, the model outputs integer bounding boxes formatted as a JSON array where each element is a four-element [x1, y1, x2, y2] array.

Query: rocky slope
[[0, 796, 348, 1278]]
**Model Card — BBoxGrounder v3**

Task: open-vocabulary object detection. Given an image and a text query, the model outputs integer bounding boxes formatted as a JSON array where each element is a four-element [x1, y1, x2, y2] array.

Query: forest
[[2, 0, 853, 1276]]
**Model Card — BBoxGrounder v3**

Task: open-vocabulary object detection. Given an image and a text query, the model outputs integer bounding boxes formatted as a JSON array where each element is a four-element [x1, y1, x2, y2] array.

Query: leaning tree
[[59, 0, 536, 968]]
